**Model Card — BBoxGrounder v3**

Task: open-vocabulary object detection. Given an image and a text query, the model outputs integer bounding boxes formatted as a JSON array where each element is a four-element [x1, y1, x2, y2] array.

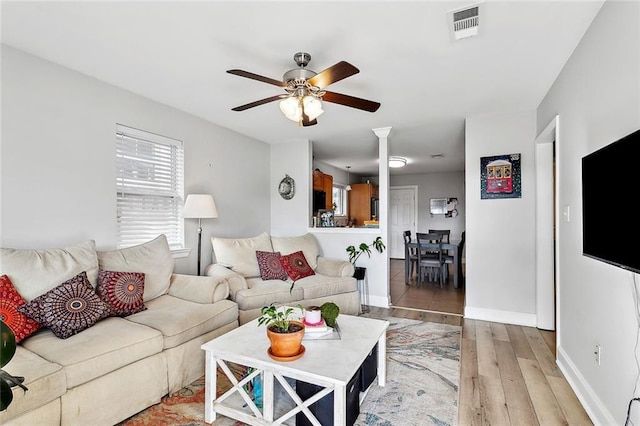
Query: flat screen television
[[582, 128, 640, 273]]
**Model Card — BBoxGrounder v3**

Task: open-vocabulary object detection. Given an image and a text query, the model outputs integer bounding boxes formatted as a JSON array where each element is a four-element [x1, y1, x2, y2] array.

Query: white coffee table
[[201, 313, 388, 426]]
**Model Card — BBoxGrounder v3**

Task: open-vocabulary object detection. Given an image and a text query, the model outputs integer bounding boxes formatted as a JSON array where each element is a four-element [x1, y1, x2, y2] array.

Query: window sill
[[171, 248, 191, 259]]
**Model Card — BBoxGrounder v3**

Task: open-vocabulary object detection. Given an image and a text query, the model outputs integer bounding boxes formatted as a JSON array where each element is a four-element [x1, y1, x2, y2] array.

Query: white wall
[[537, 1, 639, 424], [270, 139, 313, 236], [464, 110, 537, 325], [0, 45, 271, 275], [312, 160, 349, 187], [390, 171, 466, 245]]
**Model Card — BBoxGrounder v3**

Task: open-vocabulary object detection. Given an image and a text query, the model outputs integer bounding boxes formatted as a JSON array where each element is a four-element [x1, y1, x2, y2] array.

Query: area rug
[[119, 317, 460, 426]]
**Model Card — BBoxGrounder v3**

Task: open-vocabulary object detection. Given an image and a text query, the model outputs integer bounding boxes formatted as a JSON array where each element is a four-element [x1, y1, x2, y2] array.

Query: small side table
[[354, 267, 369, 313]]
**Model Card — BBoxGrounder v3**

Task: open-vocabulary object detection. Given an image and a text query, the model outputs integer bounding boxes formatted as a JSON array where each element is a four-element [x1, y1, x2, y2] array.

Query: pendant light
[[345, 166, 352, 191]]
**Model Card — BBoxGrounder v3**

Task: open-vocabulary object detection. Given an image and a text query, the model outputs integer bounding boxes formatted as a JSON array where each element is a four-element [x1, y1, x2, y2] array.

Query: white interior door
[[389, 187, 417, 258]]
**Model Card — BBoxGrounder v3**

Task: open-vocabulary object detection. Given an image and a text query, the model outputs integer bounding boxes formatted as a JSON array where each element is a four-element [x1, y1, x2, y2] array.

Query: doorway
[[389, 186, 464, 315], [535, 115, 559, 332]]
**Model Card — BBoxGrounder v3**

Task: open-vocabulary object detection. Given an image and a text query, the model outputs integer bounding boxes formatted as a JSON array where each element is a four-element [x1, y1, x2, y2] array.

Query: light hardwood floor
[[377, 259, 592, 425]]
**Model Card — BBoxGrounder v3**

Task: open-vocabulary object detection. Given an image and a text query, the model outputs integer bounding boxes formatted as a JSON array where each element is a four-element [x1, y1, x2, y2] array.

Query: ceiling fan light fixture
[[279, 96, 301, 122], [389, 156, 407, 168], [302, 95, 324, 120]]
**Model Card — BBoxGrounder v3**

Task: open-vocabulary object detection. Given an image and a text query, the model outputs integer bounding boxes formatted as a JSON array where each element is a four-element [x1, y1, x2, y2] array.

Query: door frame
[[535, 115, 560, 333], [389, 185, 418, 259]]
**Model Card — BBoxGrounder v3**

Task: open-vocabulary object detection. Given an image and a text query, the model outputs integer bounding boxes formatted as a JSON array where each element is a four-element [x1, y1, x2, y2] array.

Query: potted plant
[[1, 321, 28, 411], [258, 304, 305, 359], [346, 236, 386, 280]]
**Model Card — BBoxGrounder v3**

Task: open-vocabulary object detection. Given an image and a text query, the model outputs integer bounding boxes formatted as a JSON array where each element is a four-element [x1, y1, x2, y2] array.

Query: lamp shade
[[183, 194, 218, 218]]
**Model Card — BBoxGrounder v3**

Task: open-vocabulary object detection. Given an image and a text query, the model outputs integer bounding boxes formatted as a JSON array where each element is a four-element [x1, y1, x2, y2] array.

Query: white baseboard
[[556, 346, 616, 425], [464, 305, 536, 327], [368, 294, 390, 309]]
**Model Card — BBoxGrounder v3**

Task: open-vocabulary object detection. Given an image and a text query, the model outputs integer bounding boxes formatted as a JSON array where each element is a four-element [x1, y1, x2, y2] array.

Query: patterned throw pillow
[[255, 251, 289, 281], [97, 270, 147, 317], [18, 271, 110, 339], [0, 274, 41, 343], [279, 251, 316, 281]]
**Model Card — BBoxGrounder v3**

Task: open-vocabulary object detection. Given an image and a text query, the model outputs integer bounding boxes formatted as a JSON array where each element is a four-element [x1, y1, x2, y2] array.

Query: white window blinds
[[115, 125, 184, 250]]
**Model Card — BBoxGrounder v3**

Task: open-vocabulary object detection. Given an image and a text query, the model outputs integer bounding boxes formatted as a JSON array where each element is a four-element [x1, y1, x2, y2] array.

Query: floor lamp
[[183, 194, 218, 275]]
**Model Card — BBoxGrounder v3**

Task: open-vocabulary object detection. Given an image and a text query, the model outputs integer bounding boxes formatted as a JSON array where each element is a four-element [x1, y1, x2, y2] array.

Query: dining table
[[405, 240, 461, 289]]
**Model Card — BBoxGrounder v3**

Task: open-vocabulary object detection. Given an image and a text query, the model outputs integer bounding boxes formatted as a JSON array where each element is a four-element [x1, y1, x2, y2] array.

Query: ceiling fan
[[227, 52, 381, 127]]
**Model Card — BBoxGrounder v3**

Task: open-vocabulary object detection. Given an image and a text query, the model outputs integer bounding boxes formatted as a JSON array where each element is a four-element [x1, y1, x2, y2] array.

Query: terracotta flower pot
[[266, 321, 305, 358]]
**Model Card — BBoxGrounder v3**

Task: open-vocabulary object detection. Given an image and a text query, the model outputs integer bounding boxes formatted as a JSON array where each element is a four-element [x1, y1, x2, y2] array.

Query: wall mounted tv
[[582, 128, 640, 273]]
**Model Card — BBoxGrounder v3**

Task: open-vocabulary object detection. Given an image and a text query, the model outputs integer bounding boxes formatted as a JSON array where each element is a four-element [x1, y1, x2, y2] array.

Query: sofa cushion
[[271, 233, 320, 270], [280, 250, 316, 281], [0, 240, 98, 302], [296, 273, 358, 300], [125, 295, 239, 349], [0, 274, 41, 342], [21, 317, 164, 389], [256, 251, 288, 281], [19, 271, 110, 339], [97, 270, 147, 316], [211, 232, 273, 278], [234, 279, 304, 311], [97, 234, 174, 302], [0, 346, 66, 422]]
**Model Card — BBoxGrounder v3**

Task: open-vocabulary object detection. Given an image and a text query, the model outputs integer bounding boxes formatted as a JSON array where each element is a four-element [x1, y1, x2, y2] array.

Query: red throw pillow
[[256, 251, 289, 281], [0, 274, 41, 342], [97, 270, 147, 317], [280, 251, 315, 281]]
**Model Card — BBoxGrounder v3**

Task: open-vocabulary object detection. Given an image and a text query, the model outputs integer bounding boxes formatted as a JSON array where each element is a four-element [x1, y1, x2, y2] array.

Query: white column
[[372, 126, 391, 307]]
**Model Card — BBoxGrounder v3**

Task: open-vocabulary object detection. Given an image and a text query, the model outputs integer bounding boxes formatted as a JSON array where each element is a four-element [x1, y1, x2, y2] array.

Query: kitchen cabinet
[[312, 170, 333, 210], [348, 183, 378, 226]]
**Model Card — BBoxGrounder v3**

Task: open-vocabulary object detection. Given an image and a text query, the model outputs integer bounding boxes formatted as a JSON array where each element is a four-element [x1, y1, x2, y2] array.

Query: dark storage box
[[296, 369, 360, 426], [359, 343, 378, 392]]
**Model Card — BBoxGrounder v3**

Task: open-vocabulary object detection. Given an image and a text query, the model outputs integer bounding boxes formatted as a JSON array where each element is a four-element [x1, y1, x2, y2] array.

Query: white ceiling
[[1, 1, 604, 176]]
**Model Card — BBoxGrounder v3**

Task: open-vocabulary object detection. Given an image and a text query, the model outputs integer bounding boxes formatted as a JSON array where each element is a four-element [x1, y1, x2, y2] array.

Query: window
[[115, 124, 184, 250], [332, 184, 347, 216]]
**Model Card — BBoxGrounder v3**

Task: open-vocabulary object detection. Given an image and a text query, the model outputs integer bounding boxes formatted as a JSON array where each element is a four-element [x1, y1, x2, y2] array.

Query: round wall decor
[[279, 175, 295, 200]]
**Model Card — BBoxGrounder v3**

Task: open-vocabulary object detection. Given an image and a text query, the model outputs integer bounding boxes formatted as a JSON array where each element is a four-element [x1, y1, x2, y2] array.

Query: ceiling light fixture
[[388, 157, 407, 168], [279, 79, 325, 125], [345, 166, 352, 191]]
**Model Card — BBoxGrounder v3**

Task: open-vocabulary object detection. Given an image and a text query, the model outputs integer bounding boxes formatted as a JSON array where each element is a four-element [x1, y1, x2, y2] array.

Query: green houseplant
[[258, 304, 305, 359], [346, 236, 386, 280], [1, 321, 28, 411]]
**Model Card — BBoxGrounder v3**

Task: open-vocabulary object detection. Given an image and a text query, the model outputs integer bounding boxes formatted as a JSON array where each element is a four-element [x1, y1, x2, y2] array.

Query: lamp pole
[[196, 218, 203, 276], [183, 194, 218, 276]]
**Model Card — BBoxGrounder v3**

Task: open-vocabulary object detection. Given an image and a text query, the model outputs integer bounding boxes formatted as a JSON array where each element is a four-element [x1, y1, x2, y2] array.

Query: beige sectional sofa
[[205, 232, 360, 324], [0, 235, 238, 426]]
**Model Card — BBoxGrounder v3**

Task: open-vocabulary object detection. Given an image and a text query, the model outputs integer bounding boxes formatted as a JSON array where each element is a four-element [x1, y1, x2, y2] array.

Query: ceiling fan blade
[[322, 91, 381, 113], [231, 95, 285, 111], [307, 61, 359, 88], [227, 69, 286, 87]]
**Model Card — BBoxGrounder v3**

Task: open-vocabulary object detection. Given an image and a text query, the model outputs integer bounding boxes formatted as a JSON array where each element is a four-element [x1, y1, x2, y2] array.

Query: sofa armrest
[[168, 273, 229, 304], [315, 257, 355, 278], [204, 263, 248, 300]]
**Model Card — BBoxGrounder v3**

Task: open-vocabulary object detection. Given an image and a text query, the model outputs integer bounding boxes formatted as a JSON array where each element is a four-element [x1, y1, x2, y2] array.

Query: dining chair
[[416, 232, 445, 288], [428, 229, 450, 244], [430, 229, 453, 280], [403, 230, 418, 283]]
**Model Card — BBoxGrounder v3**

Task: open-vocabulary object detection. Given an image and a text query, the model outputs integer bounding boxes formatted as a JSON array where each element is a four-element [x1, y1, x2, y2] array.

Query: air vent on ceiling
[[449, 3, 482, 40]]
